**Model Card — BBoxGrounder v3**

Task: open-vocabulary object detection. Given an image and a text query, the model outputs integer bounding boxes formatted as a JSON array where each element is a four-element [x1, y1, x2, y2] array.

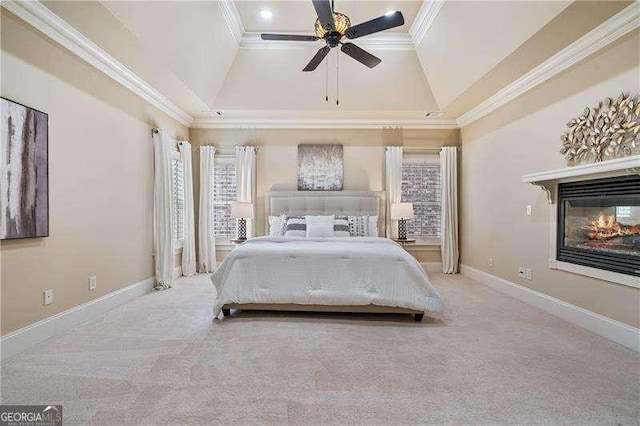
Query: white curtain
[[236, 146, 257, 237], [440, 147, 459, 274], [153, 130, 175, 289], [385, 146, 403, 238], [178, 141, 196, 276], [198, 146, 216, 273]]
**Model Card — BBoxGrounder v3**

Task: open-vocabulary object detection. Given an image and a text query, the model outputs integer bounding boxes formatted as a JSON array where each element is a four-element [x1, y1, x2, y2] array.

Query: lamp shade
[[391, 202, 414, 220], [231, 202, 254, 219]]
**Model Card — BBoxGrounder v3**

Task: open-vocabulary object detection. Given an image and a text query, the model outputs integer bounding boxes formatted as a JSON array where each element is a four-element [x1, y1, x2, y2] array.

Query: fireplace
[[557, 175, 640, 277]]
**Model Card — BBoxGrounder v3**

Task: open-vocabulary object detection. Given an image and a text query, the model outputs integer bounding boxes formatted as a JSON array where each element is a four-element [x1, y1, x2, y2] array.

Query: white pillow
[[269, 214, 288, 236], [306, 221, 335, 237], [268, 215, 281, 236], [305, 215, 334, 224], [368, 215, 379, 237]]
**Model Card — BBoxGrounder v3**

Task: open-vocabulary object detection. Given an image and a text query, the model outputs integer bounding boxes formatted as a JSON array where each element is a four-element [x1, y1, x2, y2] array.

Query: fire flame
[[587, 214, 639, 240]]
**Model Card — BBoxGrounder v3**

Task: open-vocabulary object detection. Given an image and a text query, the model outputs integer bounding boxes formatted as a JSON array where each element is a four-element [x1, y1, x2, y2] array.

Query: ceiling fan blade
[[261, 33, 320, 41], [345, 11, 404, 39], [340, 43, 381, 68], [312, 0, 335, 32], [303, 46, 331, 72]]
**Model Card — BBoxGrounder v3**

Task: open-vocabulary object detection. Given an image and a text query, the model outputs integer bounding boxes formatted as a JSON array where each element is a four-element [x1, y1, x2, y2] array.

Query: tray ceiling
[[9, 0, 633, 126], [235, 0, 422, 34]]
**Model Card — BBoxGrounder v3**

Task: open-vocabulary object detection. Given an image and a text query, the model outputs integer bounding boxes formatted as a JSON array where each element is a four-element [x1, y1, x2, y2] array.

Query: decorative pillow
[[348, 215, 369, 237], [306, 221, 335, 237], [347, 215, 379, 237], [284, 216, 306, 237], [305, 215, 334, 224], [333, 215, 351, 237], [277, 213, 288, 236], [368, 215, 379, 237], [304, 215, 334, 237], [268, 215, 284, 236]]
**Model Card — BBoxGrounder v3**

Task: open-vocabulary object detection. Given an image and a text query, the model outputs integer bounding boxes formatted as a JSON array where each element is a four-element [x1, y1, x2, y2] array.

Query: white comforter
[[211, 236, 442, 317]]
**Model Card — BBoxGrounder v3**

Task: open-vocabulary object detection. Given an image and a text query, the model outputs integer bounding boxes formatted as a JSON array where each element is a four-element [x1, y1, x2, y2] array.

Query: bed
[[211, 191, 442, 321]]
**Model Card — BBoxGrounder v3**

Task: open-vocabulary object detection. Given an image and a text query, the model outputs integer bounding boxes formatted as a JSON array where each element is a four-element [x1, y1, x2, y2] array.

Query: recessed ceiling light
[[385, 10, 397, 17], [260, 9, 273, 19]]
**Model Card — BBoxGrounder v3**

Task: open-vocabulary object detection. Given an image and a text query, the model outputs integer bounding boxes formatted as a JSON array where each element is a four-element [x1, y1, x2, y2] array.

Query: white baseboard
[[460, 264, 640, 352], [0, 276, 156, 362], [421, 262, 443, 273]]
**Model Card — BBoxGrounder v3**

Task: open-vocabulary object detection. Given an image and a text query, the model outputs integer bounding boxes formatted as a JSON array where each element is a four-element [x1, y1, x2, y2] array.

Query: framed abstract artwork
[[1, 97, 49, 240], [297, 144, 343, 191]]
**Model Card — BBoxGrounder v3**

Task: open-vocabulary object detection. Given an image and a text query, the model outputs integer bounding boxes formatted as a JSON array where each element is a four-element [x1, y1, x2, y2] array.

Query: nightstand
[[392, 238, 416, 244], [391, 238, 441, 272]]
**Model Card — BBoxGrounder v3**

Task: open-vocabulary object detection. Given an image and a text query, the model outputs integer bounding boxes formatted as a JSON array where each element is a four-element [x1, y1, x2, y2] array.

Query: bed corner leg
[[414, 313, 424, 322], [222, 308, 231, 317]]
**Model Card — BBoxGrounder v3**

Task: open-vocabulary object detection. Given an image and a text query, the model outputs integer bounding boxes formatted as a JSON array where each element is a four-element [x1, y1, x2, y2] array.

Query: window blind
[[213, 161, 237, 238], [171, 158, 185, 242]]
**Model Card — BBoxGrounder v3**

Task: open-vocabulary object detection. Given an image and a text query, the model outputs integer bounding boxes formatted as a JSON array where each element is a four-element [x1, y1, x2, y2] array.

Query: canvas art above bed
[[297, 144, 343, 190], [0, 98, 49, 240]]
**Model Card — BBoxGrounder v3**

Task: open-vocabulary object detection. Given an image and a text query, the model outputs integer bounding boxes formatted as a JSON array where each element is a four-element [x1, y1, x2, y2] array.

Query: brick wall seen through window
[[401, 163, 441, 238]]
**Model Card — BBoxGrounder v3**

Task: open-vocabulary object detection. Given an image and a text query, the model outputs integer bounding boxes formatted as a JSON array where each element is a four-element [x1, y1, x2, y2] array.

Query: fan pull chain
[[336, 49, 340, 106], [325, 52, 329, 102]]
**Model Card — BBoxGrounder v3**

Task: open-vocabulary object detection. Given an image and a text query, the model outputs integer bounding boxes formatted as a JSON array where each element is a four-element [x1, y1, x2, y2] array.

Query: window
[[213, 158, 237, 238], [171, 153, 185, 246], [401, 156, 441, 239], [616, 206, 631, 218]]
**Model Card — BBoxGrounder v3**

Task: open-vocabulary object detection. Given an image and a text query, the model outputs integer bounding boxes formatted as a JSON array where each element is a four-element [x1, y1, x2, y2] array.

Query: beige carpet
[[1, 273, 638, 424]]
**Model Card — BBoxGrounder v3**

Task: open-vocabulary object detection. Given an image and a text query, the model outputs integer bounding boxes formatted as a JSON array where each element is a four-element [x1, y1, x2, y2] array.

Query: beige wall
[[460, 31, 640, 328], [189, 128, 458, 261], [0, 10, 188, 335]]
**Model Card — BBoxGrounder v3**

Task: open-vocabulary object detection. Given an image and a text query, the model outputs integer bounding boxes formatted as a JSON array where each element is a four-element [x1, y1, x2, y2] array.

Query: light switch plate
[[89, 276, 97, 291], [44, 289, 53, 306], [526, 205, 532, 216]]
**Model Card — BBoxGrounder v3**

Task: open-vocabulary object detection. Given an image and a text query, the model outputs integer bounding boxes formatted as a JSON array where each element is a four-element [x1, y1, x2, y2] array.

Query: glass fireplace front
[[558, 175, 640, 277]]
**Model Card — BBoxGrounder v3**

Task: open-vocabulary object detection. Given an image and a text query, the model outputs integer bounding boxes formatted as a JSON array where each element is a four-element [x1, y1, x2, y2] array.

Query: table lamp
[[231, 202, 254, 241], [390, 202, 414, 240]]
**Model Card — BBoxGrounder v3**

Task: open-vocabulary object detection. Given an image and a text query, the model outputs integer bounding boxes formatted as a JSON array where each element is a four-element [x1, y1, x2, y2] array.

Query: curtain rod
[[392, 146, 460, 152], [196, 145, 259, 150]]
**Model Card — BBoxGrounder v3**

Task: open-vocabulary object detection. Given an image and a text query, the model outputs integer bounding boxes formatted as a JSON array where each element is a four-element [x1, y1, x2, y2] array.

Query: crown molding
[[240, 32, 414, 51], [410, 0, 444, 46], [1, 0, 193, 127], [218, 0, 244, 45], [191, 116, 458, 129], [456, 1, 640, 128]]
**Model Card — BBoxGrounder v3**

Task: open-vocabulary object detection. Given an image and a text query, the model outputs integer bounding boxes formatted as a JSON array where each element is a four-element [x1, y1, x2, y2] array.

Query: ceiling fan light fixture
[[260, 9, 273, 19], [315, 12, 351, 38]]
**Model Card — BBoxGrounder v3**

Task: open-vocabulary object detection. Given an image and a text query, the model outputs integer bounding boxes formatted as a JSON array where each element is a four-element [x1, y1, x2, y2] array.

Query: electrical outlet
[[44, 289, 54, 306], [89, 276, 97, 291], [488, 258, 493, 268], [526, 205, 532, 216], [526, 268, 532, 280], [518, 267, 526, 279]]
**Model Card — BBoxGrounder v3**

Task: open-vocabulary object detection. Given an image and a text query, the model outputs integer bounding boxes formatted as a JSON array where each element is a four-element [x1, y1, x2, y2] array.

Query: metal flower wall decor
[[560, 93, 640, 166]]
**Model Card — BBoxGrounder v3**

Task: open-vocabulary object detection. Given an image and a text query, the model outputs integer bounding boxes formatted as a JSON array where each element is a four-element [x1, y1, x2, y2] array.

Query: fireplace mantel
[[522, 155, 640, 288], [522, 156, 640, 203]]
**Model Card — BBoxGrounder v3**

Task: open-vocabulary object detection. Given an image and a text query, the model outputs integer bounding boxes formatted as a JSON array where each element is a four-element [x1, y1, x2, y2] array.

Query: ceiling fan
[[260, 0, 405, 72]]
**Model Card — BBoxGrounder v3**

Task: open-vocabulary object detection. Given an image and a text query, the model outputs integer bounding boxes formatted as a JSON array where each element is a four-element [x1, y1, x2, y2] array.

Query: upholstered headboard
[[265, 190, 386, 236]]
